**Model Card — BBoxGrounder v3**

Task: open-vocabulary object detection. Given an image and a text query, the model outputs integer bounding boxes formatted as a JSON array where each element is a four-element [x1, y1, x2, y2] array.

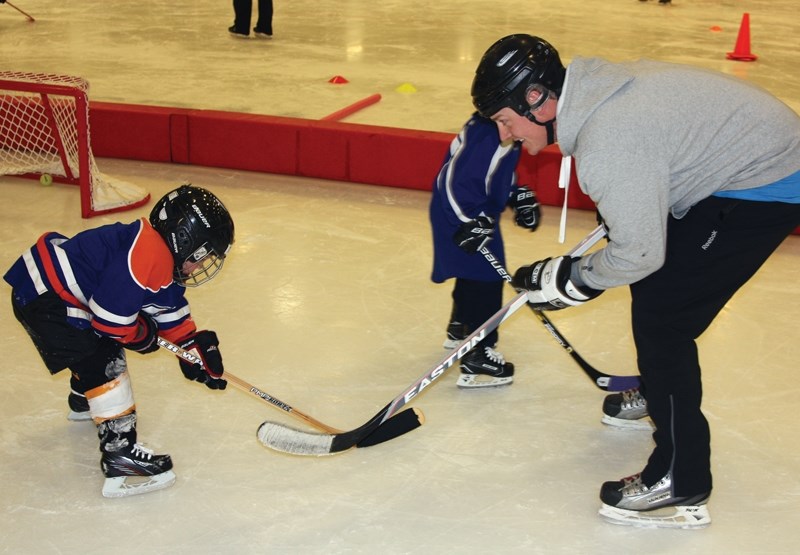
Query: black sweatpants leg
[[232, 0, 253, 32], [451, 278, 505, 348], [631, 197, 800, 496]]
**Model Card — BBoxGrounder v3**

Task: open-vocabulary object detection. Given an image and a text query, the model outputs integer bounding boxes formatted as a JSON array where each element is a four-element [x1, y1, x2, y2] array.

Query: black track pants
[[450, 278, 504, 347], [630, 196, 800, 496]]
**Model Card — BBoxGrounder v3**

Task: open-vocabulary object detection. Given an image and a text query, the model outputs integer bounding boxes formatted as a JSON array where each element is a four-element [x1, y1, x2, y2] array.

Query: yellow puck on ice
[[40, 174, 53, 186]]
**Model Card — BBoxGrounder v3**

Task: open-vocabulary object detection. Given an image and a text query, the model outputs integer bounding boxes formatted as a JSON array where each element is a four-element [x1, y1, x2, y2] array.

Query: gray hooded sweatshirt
[[556, 57, 800, 290]]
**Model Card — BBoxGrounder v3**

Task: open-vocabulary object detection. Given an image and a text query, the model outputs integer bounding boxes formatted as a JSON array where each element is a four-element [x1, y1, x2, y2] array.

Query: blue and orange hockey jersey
[[4, 218, 196, 345]]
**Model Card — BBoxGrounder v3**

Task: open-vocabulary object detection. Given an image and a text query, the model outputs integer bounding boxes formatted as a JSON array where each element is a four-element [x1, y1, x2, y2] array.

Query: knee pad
[[85, 371, 136, 424]]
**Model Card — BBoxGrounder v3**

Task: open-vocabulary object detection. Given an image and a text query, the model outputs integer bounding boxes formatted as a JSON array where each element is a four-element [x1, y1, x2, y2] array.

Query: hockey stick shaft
[[156, 337, 341, 432], [256, 226, 608, 456], [156, 337, 425, 446], [479, 226, 640, 391], [530, 312, 640, 391], [5, 1, 35, 22]]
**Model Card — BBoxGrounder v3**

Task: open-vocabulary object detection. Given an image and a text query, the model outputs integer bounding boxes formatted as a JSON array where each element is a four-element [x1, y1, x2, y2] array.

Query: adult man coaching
[[470, 34, 800, 528]]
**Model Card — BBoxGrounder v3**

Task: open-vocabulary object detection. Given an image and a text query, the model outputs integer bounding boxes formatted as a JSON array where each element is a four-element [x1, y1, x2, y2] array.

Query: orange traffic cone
[[726, 13, 757, 61]]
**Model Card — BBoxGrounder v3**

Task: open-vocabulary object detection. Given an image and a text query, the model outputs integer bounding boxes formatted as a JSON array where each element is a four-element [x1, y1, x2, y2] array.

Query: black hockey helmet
[[471, 34, 566, 119], [149, 184, 234, 287]]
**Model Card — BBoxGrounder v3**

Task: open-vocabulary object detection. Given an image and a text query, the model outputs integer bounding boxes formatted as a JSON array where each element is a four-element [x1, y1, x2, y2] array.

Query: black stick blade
[[356, 407, 425, 448]]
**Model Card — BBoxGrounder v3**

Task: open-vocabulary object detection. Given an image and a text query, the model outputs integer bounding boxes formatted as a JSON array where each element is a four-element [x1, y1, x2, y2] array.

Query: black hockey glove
[[177, 330, 227, 390], [123, 312, 160, 354], [511, 256, 603, 310], [453, 216, 495, 254], [509, 186, 541, 231]]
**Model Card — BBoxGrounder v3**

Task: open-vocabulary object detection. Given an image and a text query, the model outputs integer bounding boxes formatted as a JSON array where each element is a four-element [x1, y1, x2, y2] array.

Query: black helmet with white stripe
[[471, 34, 566, 119], [149, 184, 234, 287]]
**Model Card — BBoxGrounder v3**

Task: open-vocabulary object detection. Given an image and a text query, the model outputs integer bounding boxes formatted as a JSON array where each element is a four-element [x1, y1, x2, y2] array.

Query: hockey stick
[[5, 1, 35, 22], [156, 337, 424, 447], [256, 225, 608, 456], [479, 233, 640, 391]]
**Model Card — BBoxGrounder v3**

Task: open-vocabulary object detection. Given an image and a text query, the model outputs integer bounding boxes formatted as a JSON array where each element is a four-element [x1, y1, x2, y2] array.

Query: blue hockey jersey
[[4, 218, 196, 344], [429, 113, 522, 283]]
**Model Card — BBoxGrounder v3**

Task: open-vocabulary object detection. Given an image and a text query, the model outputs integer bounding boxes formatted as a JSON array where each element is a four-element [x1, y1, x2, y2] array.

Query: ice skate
[[601, 387, 653, 430], [443, 320, 467, 349], [101, 442, 175, 498], [598, 472, 711, 529], [456, 345, 514, 388], [67, 391, 92, 422], [98, 412, 175, 498]]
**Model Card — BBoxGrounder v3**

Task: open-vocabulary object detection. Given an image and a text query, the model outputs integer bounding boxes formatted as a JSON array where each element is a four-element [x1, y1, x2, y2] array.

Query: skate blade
[[601, 415, 654, 431], [67, 411, 93, 422], [442, 339, 462, 350], [102, 470, 176, 498], [598, 502, 711, 529], [456, 373, 513, 389]]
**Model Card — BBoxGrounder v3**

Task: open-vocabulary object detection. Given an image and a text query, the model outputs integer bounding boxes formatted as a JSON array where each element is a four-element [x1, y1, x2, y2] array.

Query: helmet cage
[[178, 241, 227, 287]]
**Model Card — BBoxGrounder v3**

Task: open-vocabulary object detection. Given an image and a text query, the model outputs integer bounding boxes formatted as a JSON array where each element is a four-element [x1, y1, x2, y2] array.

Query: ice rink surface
[[1, 1, 799, 553]]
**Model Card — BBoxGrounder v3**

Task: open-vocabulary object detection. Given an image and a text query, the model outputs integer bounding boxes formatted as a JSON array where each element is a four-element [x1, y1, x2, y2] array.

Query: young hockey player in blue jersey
[[4, 184, 234, 498], [429, 113, 541, 388]]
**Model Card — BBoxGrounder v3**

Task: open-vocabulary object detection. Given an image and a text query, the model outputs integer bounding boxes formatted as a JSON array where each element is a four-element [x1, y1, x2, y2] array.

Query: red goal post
[[0, 71, 149, 218]]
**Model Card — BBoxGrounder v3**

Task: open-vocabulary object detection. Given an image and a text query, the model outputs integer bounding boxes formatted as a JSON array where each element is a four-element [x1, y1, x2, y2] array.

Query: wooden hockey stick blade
[[257, 405, 427, 456], [480, 224, 640, 392], [256, 407, 423, 455], [256, 227, 610, 457]]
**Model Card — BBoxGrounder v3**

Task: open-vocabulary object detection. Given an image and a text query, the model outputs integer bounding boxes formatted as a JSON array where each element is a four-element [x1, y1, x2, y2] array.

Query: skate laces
[[621, 388, 645, 409], [619, 473, 672, 498], [619, 474, 646, 495], [131, 443, 155, 460], [484, 346, 506, 364]]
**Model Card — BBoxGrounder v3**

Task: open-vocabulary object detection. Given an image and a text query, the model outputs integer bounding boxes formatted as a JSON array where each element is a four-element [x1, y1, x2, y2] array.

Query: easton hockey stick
[[156, 337, 424, 447], [479, 233, 640, 391], [256, 225, 608, 456]]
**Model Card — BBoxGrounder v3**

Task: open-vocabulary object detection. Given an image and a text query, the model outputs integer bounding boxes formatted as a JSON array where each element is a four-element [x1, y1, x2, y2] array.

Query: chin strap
[[526, 112, 556, 145]]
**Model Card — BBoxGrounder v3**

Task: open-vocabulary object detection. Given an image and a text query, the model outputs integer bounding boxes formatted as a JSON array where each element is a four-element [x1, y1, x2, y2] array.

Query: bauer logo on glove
[[453, 216, 495, 254]]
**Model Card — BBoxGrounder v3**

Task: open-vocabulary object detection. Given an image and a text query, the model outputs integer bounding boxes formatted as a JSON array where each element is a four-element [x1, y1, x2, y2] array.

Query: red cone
[[328, 75, 349, 84], [726, 13, 757, 61]]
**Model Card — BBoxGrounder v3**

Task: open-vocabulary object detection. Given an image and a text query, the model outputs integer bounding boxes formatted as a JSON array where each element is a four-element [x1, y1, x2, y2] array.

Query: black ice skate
[[601, 387, 653, 430], [101, 443, 176, 498], [443, 320, 468, 349], [599, 472, 711, 529], [67, 391, 92, 422], [456, 345, 514, 388]]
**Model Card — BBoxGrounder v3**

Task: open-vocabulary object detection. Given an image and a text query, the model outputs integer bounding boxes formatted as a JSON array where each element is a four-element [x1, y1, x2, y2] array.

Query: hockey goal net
[[0, 71, 149, 218]]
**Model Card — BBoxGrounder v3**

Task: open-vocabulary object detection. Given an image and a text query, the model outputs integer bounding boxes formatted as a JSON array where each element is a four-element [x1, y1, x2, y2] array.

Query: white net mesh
[[0, 71, 149, 217]]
